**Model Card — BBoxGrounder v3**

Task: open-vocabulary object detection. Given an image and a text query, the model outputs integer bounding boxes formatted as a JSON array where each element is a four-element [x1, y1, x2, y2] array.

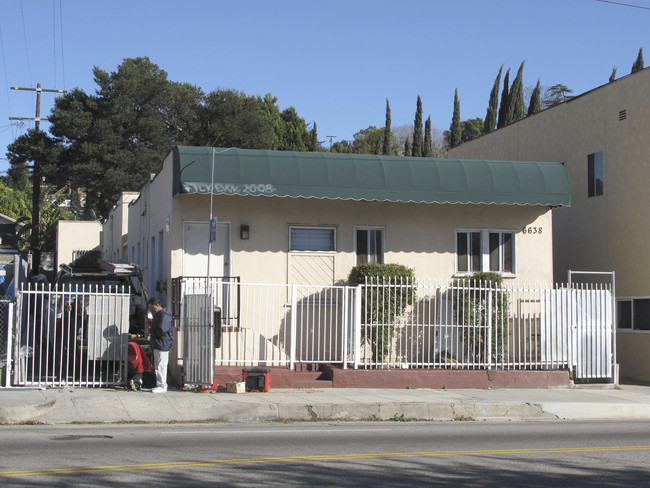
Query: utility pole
[[9, 83, 66, 274], [326, 135, 336, 152]]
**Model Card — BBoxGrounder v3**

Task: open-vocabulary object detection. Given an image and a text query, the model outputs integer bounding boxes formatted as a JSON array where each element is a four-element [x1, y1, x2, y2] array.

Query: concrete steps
[[292, 371, 333, 388], [209, 364, 572, 390], [212, 365, 334, 389]]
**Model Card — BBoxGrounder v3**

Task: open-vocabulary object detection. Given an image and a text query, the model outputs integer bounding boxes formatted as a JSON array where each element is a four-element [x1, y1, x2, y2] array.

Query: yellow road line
[[2, 445, 650, 478]]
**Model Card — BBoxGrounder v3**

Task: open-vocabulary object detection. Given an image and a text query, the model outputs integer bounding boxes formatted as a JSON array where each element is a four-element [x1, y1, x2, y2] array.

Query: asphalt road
[[1, 420, 649, 486]]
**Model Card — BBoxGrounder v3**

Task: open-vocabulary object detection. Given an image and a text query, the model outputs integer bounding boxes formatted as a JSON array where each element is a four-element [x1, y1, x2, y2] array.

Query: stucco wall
[[169, 193, 554, 286], [56, 220, 102, 269], [126, 157, 174, 301], [617, 333, 650, 384], [102, 192, 139, 261]]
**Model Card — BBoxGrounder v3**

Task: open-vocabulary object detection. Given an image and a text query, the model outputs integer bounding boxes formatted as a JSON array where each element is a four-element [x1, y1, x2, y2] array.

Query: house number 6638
[[522, 226, 542, 234]]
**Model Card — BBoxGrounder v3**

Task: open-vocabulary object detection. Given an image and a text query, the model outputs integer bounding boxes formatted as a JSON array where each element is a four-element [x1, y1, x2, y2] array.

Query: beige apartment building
[[449, 67, 650, 382], [116, 146, 569, 299], [98, 146, 570, 381]]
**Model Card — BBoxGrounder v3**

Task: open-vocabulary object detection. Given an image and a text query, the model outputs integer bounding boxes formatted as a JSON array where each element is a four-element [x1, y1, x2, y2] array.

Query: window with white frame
[[289, 226, 336, 252], [588, 151, 604, 197], [456, 229, 515, 275], [489, 232, 513, 273], [355, 228, 384, 264], [456, 231, 482, 273], [617, 298, 650, 330]]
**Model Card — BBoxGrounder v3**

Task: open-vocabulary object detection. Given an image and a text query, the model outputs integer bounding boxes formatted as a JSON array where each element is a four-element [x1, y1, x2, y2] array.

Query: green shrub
[[452, 272, 508, 364], [348, 263, 416, 362]]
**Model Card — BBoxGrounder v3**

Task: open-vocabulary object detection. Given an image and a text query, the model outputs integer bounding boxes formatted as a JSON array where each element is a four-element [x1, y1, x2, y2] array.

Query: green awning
[[172, 146, 571, 207]]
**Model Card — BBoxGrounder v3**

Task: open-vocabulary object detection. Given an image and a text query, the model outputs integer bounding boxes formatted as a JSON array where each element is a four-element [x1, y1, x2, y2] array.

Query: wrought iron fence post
[[4, 302, 13, 387], [289, 284, 297, 371], [341, 286, 349, 370], [487, 289, 493, 369], [354, 285, 362, 369]]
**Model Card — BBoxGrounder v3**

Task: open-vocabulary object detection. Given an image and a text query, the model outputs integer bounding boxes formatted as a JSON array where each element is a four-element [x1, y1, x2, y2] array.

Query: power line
[[52, 0, 57, 87], [59, 0, 66, 89], [19, 0, 33, 85], [0, 122, 23, 134], [595, 0, 650, 10], [0, 25, 12, 127]]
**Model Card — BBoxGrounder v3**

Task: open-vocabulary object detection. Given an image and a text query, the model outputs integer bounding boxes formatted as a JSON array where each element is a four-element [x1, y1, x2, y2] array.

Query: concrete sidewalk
[[2, 384, 650, 425]]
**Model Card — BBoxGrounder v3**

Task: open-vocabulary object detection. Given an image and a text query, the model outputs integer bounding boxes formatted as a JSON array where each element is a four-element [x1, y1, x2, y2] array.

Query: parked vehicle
[[55, 253, 150, 336]]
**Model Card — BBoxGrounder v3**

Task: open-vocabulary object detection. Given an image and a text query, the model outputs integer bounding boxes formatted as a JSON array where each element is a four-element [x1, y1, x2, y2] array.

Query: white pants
[[154, 349, 169, 391]]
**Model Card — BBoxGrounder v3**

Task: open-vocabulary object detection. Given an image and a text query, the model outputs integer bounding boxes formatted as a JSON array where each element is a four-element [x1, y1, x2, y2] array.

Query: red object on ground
[[243, 368, 271, 392], [199, 379, 219, 391]]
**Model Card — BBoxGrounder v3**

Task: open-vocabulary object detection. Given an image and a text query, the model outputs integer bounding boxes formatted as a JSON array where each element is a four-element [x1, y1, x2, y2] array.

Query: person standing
[[148, 298, 173, 393]]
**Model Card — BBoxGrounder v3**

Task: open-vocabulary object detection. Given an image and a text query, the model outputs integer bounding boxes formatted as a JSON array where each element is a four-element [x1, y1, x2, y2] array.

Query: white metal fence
[[178, 278, 355, 370], [178, 277, 614, 382], [10, 284, 130, 387], [7, 278, 613, 387], [357, 278, 613, 379]]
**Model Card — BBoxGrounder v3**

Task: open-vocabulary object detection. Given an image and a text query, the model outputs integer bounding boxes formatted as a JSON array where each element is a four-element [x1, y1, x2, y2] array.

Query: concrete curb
[[0, 399, 57, 424], [3, 386, 650, 425]]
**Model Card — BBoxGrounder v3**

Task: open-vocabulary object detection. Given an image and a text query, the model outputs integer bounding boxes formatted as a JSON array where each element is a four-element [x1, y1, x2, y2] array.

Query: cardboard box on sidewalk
[[227, 381, 246, 394]]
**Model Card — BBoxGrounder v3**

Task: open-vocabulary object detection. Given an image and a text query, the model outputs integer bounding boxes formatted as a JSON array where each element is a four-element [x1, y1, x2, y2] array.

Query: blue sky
[[0, 0, 648, 174]]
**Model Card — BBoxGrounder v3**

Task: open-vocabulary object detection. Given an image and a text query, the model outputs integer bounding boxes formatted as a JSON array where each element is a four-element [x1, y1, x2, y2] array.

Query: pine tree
[[632, 47, 644, 73], [449, 89, 461, 148], [609, 67, 617, 83], [412, 96, 423, 157], [423, 116, 432, 157], [484, 65, 502, 134], [527, 79, 542, 116], [506, 62, 525, 125], [497, 68, 510, 129], [382, 99, 391, 155]]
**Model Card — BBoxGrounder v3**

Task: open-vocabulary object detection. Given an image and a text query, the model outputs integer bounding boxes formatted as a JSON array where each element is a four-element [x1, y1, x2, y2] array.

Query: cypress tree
[[497, 68, 510, 129], [527, 80, 542, 116], [309, 122, 318, 151], [404, 137, 411, 156], [506, 62, 525, 125], [412, 95, 423, 157], [484, 65, 502, 133], [632, 47, 644, 73], [423, 116, 432, 157], [609, 67, 617, 83], [382, 98, 391, 155], [449, 89, 461, 148]]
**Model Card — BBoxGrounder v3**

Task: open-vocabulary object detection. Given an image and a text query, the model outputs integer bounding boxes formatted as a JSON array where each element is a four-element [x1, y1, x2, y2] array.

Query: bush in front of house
[[348, 263, 416, 364], [452, 271, 509, 365]]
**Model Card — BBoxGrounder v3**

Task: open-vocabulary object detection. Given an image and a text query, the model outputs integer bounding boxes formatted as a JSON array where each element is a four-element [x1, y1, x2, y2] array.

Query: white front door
[[183, 221, 231, 277]]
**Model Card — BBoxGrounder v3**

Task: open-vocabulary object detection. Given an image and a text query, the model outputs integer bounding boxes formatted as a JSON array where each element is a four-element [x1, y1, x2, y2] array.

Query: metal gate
[[540, 287, 613, 380], [11, 284, 130, 387], [182, 293, 214, 386]]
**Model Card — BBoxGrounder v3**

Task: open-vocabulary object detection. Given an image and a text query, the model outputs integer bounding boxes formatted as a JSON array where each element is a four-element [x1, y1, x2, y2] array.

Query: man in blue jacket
[[148, 298, 174, 393]]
